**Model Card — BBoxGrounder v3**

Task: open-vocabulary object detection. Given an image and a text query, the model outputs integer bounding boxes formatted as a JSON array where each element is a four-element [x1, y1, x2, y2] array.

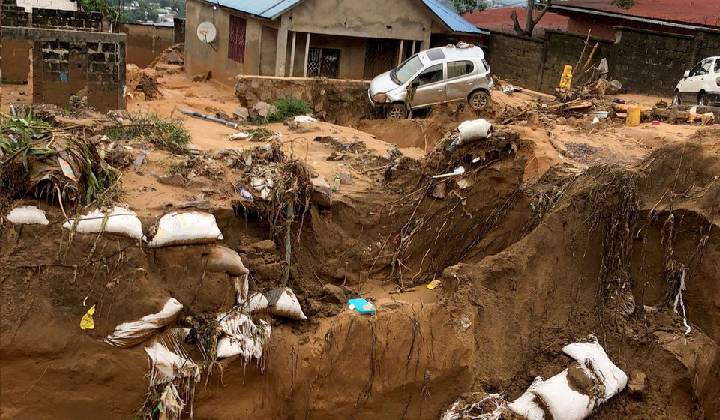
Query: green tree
[[452, 0, 487, 14], [78, 0, 120, 22]]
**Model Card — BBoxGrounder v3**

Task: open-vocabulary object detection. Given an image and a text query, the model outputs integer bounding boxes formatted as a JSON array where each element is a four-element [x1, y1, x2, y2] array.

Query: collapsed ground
[[1, 57, 719, 419]]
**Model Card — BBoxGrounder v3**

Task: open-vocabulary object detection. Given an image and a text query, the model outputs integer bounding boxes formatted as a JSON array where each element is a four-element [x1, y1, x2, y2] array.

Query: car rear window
[[448, 60, 474, 78], [715, 59, 720, 73], [425, 48, 446, 61]]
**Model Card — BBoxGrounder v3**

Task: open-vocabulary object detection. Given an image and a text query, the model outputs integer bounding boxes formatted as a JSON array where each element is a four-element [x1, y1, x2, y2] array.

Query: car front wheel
[[468, 90, 489, 111], [386, 103, 407, 120]]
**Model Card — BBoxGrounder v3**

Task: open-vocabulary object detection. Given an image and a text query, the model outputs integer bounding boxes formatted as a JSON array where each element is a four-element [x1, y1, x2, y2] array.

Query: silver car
[[368, 44, 493, 119]]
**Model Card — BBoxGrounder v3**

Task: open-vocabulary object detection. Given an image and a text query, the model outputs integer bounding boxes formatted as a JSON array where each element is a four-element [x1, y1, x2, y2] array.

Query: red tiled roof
[[556, 0, 720, 27], [464, 7, 570, 36]]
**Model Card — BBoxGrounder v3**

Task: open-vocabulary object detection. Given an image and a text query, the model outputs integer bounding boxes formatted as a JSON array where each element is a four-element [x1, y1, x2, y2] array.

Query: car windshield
[[391, 55, 423, 85]]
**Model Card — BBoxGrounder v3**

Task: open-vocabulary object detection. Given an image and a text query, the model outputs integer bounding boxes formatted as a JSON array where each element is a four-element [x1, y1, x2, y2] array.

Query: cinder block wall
[[487, 33, 544, 90]]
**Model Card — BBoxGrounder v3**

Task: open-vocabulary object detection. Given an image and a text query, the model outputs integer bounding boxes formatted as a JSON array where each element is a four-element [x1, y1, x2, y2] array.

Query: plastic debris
[[433, 166, 465, 179], [80, 304, 96, 330], [293, 115, 317, 124], [105, 298, 184, 347], [348, 298, 376, 315], [157, 383, 184, 419], [229, 131, 251, 140], [148, 211, 223, 247], [266, 287, 307, 320], [6, 206, 49, 225], [458, 119, 492, 142], [63, 206, 144, 240], [145, 341, 200, 385], [216, 310, 271, 363], [426, 279, 442, 290]]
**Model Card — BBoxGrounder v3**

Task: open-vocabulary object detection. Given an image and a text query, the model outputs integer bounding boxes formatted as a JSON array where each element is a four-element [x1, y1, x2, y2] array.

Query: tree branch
[[510, 9, 525, 36]]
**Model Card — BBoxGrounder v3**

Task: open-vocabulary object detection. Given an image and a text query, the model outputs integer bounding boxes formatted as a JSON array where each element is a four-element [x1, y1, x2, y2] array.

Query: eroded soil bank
[[2, 123, 719, 419]]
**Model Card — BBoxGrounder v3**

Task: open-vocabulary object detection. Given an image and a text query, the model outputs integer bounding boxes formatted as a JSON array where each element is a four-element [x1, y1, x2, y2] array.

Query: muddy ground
[[1, 69, 719, 420]]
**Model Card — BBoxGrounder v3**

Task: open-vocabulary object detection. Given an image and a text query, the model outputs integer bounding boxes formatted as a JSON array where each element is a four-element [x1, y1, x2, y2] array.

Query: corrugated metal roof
[[211, 0, 303, 19], [421, 0, 486, 34], [464, 7, 569, 37], [210, 0, 485, 34], [554, 0, 720, 28]]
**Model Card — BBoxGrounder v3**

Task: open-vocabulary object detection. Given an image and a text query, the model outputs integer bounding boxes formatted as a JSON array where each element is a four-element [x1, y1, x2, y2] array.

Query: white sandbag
[[458, 119, 492, 142], [293, 115, 317, 124], [205, 245, 248, 276], [241, 292, 269, 313], [148, 211, 223, 247], [6, 206, 49, 225], [63, 206, 143, 240], [265, 287, 307, 320], [531, 369, 593, 420], [562, 339, 628, 400], [106, 298, 184, 347], [508, 376, 546, 420], [216, 311, 271, 362], [145, 341, 200, 386]]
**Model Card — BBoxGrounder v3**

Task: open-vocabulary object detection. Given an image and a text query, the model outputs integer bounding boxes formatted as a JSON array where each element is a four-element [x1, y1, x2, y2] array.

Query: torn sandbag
[[508, 377, 545, 420], [254, 287, 307, 320], [158, 383, 184, 420], [148, 211, 223, 247], [106, 298, 184, 347], [458, 119, 492, 142], [531, 368, 593, 420], [145, 341, 200, 386], [216, 311, 271, 363], [441, 393, 508, 420], [6, 205, 49, 225], [562, 338, 628, 400], [63, 206, 144, 240], [204, 245, 248, 276]]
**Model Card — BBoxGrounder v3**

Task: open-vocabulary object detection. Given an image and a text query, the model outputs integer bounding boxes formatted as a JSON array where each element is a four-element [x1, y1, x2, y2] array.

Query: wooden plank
[[289, 31, 296, 76], [303, 32, 311, 77]]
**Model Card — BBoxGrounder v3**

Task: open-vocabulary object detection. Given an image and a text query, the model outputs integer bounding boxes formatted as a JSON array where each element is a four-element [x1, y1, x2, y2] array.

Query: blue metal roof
[[210, 0, 485, 34], [421, 0, 487, 34], [211, 0, 303, 19]]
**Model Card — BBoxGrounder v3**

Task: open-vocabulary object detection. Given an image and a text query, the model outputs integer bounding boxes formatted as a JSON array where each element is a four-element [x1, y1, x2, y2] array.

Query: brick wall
[[487, 33, 544, 90], [3, 26, 126, 111], [487, 27, 717, 96]]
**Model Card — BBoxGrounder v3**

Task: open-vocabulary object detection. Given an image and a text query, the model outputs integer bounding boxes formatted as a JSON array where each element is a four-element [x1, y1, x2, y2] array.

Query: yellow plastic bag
[[559, 65, 573, 90], [626, 106, 641, 127], [80, 305, 96, 330]]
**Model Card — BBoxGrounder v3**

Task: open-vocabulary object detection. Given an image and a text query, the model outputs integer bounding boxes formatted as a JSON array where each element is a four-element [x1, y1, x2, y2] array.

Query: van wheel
[[387, 103, 407, 119], [672, 92, 681, 106], [698, 92, 707, 106], [468, 91, 489, 111]]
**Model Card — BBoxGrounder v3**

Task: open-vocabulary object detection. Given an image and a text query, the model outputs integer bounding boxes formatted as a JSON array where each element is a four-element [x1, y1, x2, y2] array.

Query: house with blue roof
[[184, 0, 487, 82]]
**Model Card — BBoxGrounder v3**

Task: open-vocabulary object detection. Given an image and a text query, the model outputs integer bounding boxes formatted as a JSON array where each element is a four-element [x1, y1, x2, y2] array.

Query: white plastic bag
[[106, 298, 184, 347], [508, 376, 546, 420], [458, 119, 492, 142], [265, 287, 307, 320], [148, 211, 223, 247], [216, 311, 271, 362], [6, 206, 49, 225], [63, 206, 144, 240], [562, 339, 628, 400], [531, 369, 593, 420], [145, 341, 200, 385]]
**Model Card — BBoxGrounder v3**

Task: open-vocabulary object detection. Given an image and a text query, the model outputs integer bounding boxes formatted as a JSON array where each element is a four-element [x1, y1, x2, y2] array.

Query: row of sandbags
[[442, 338, 628, 420]]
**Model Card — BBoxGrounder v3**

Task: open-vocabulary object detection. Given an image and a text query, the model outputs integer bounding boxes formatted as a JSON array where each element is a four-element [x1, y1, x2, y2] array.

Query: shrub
[[105, 113, 189, 153], [267, 97, 312, 123]]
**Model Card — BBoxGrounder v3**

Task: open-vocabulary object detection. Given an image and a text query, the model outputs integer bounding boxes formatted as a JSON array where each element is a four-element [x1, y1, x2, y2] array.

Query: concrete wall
[[117, 23, 175, 67], [235, 75, 370, 124], [486, 27, 720, 96], [1, 39, 32, 83], [2, 26, 126, 111], [287, 0, 431, 42], [184, 0, 266, 84], [15, 0, 77, 12], [487, 33, 544, 90]]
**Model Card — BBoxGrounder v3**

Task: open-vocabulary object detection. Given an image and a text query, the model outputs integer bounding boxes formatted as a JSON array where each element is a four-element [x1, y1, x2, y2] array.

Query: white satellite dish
[[197, 21, 217, 44]]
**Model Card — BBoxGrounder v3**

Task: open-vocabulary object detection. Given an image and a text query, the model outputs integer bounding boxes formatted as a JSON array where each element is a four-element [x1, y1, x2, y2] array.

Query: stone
[[250, 240, 276, 252], [253, 101, 276, 118], [335, 172, 353, 185], [233, 106, 249, 121], [628, 370, 647, 398], [430, 181, 447, 199], [322, 283, 346, 303], [311, 176, 332, 207]]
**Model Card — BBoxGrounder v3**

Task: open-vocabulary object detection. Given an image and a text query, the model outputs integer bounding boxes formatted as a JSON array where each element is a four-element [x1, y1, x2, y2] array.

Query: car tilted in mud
[[673, 56, 720, 106], [368, 44, 493, 119]]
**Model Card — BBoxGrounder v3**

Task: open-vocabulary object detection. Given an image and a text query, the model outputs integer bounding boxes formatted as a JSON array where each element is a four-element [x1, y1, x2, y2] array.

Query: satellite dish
[[197, 21, 217, 44]]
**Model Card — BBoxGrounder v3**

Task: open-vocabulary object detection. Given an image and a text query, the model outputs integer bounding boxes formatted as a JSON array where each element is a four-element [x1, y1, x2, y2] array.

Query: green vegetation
[[105, 113, 190, 153], [267, 97, 313, 123], [451, 0, 487, 14], [0, 111, 55, 171]]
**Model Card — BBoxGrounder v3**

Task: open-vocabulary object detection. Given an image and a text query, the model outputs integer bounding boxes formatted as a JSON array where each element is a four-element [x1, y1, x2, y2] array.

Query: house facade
[[184, 0, 486, 84]]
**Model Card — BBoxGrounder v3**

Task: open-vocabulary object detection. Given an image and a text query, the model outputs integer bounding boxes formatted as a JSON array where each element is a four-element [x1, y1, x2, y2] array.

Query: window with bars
[[228, 15, 246, 63]]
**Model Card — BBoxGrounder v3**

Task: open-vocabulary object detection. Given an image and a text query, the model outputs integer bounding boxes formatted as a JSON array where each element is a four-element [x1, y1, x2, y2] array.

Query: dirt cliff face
[[1, 129, 719, 419]]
